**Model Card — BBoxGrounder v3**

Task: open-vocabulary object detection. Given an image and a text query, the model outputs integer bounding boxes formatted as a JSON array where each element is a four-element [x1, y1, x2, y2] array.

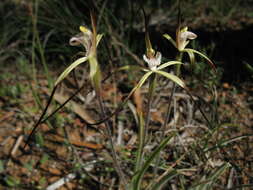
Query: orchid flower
[[69, 26, 93, 56], [69, 26, 103, 56], [143, 52, 162, 71], [176, 26, 197, 51], [163, 26, 215, 70], [125, 30, 185, 94], [142, 26, 162, 71], [54, 25, 103, 86], [118, 26, 185, 106]]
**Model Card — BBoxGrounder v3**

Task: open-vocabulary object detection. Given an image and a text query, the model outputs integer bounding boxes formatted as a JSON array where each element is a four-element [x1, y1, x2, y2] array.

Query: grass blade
[[131, 133, 175, 190], [204, 135, 251, 152], [190, 162, 231, 190], [149, 169, 178, 190]]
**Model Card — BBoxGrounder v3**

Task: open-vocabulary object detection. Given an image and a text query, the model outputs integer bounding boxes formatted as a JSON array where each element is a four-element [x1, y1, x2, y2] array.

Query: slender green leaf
[[131, 133, 175, 190], [154, 70, 185, 88], [54, 56, 88, 86], [190, 162, 230, 190], [163, 34, 177, 48], [157, 61, 182, 70], [149, 170, 178, 190], [207, 162, 231, 181], [204, 135, 251, 152]]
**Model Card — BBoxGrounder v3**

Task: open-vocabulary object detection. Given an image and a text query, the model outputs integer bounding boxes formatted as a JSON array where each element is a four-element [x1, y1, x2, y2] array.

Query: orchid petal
[[163, 34, 177, 48], [186, 49, 195, 66], [177, 27, 197, 51], [183, 48, 216, 71], [157, 61, 182, 70], [154, 70, 185, 88], [143, 52, 162, 71], [96, 34, 103, 46], [181, 31, 197, 40], [69, 34, 83, 46], [55, 56, 88, 86]]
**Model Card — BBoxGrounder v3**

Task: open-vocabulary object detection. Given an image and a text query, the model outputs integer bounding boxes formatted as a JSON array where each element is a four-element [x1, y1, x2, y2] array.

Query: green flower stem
[[139, 73, 157, 167], [95, 76, 127, 187], [135, 113, 145, 173], [175, 53, 183, 76], [89, 53, 126, 186], [153, 52, 182, 176]]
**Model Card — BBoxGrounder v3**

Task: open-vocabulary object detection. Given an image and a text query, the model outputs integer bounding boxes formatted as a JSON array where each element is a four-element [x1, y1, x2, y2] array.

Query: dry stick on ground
[[117, 120, 124, 145], [10, 135, 24, 157], [46, 173, 76, 190]]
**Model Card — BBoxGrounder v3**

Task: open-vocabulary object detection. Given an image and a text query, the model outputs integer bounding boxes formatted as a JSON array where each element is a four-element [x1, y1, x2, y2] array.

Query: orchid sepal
[[182, 48, 216, 71], [176, 27, 197, 51], [143, 52, 162, 71], [153, 70, 185, 88], [54, 56, 88, 86], [157, 61, 183, 70], [163, 34, 177, 48]]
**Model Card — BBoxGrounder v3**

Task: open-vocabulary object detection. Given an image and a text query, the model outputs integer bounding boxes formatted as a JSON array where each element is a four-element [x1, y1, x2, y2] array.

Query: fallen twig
[[46, 173, 76, 190]]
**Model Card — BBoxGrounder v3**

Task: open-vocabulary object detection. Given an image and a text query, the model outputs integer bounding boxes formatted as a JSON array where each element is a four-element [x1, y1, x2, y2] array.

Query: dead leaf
[[48, 167, 62, 175], [133, 87, 143, 114], [48, 134, 103, 150]]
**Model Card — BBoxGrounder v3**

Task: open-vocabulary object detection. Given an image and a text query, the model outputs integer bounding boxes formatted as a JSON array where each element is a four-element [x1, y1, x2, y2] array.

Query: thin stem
[[24, 85, 58, 149], [135, 112, 145, 173], [31, 0, 38, 85], [153, 52, 182, 175], [185, 90, 213, 129], [96, 90, 127, 186], [139, 74, 157, 167]]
